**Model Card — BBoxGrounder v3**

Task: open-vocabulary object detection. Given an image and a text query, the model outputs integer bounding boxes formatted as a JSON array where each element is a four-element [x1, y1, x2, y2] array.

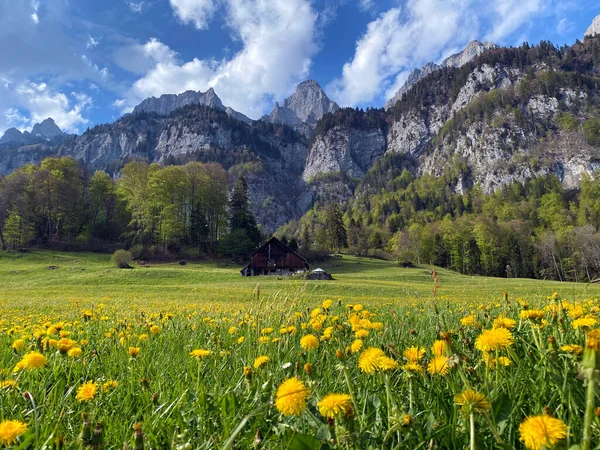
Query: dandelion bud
[[52, 435, 65, 450], [595, 407, 600, 418], [253, 429, 263, 448], [335, 349, 344, 361], [304, 363, 313, 375], [133, 424, 144, 450], [583, 329, 600, 377], [80, 413, 92, 444], [90, 422, 104, 448], [402, 414, 412, 426], [151, 393, 159, 404], [543, 406, 552, 416], [547, 336, 558, 351]]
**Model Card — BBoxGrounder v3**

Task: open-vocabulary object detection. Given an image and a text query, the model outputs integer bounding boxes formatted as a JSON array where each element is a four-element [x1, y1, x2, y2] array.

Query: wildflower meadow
[[1, 252, 600, 448]]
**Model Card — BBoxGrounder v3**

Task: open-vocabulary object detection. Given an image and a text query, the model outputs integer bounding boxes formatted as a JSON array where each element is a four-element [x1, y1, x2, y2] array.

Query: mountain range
[[1, 15, 600, 232]]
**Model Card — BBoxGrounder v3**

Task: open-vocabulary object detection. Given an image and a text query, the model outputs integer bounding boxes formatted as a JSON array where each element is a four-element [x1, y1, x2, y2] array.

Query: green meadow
[[1, 251, 599, 311]]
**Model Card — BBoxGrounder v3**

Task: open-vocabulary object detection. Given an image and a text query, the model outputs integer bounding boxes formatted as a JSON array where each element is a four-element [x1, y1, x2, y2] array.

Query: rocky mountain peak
[[585, 14, 600, 38], [32, 118, 64, 139], [267, 80, 339, 131], [384, 40, 498, 110], [0, 128, 26, 146]]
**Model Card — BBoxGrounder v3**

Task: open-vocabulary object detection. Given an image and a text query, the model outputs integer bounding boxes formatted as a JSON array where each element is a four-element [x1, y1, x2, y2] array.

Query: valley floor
[[1, 251, 598, 314]]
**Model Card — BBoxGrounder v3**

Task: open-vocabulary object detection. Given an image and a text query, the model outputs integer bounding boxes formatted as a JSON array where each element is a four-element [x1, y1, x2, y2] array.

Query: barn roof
[[250, 236, 308, 263]]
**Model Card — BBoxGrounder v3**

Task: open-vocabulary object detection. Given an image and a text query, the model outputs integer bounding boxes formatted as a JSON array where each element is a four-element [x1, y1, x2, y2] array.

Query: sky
[[0, 0, 598, 135]]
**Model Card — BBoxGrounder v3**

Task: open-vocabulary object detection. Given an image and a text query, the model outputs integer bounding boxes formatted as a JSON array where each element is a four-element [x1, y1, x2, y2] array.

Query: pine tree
[[325, 203, 347, 253], [228, 176, 260, 246]]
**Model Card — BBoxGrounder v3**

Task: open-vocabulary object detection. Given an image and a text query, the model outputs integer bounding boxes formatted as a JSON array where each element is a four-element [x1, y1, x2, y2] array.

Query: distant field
[[1, 250, 598, 314]]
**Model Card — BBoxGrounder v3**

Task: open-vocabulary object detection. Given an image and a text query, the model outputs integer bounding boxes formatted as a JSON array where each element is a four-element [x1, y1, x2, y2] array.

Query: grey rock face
[[0, 128, 28, 146], [303, 126, 386, 181], [31, 118, 64, 140], [132, 89, 252, 123], [267, 80, 339, 133], [385, 41, 498, 110], [585, 14, 600, 37]]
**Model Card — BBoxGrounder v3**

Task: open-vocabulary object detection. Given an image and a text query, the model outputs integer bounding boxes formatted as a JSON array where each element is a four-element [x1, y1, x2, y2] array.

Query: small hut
[[307, 268, 333, 280], [240, 237, 309, 276]]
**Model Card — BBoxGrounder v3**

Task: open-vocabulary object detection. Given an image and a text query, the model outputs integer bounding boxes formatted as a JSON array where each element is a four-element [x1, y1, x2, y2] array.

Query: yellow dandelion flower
[[358, 347, 385, 374], [560, 344, 583, 355], [258, 336, 270, 344], [402, 362, 424, 373], [460, 315, 477, 327], [253, 355, 270, 369], [14, 351, 47, 371], [300, 334, 319, 351], [586, 329, 600, 351], [0, 420, 28, 446], [150, 325, 161, 334], [427, 356, 450, 376], [102, 380, 119, 392], [354, 329, 369, 339], [454, 389, 490, 414], [519, 309, 545, 321], [228, 326, 238, 335], [67, 347, 83, 358], [189, 349, 211, 358], [76, 381, 98, 402], [378, 356, 399, 371], [322, 299, 333, 310], [0, 380, 17, 390], [128, 347, 140, 357], [138, 334, 149, 342], [518, 415, 567, 450], [403, 346, 425, 362], [275, 378, 311, 416], [318, 393, 352, 419], [237, 336, 245, 344], [572, 317, 598, 329], [493, 316, 517, 329], [475, 328, 514, 352], [350, 339, 363, 353], [432, 340, 448, 357], [11, 339, 25, 352]]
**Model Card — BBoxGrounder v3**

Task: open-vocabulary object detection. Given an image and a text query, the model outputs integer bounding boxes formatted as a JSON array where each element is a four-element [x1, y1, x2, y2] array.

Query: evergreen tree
[[228, 176, 260, 245], [325, 203, 347, 253]]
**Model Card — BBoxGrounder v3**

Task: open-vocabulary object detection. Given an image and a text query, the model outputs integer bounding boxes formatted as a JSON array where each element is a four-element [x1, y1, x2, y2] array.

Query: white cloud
[[118, 0, 318, 118], [31, 0, 39, 24], [329, 0, 476, 106], [485, 0, 543, 42], [87, 36, 100, 49], [114, 37, 178, 75], [557, 17, 574, 35], [358, 0, 374, 12], [169, 0, 216, 30], [6, 82, 92, 133], [126, 1, 145, 13]]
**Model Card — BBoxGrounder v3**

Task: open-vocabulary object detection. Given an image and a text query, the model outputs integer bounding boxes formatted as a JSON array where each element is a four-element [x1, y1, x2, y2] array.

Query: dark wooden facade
[[241, 237, 309, 276]]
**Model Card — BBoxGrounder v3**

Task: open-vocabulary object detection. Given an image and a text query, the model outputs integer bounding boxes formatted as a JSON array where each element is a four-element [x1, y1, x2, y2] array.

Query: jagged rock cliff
[[132, 89, 252, 124], [384, 41, 498, 110], [265, 80, 339, 135], [586, 14, 600, 37]]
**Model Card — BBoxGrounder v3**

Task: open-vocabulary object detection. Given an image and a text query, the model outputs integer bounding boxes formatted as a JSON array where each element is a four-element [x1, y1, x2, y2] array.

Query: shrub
[[112, 250, 133, 269]]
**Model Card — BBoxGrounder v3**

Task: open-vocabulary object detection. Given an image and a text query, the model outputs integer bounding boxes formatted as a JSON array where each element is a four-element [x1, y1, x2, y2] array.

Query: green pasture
[[1, 251, 598, 312]]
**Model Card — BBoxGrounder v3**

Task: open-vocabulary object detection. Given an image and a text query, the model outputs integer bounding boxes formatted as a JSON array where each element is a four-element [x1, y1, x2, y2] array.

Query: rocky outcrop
[[266, 80, 339, 135], [385, 41, 498, 110], [132, 89, 252, 123], [585, 14, 600, 38], [0, 118, 66, 146], [303, 126, 386, 180]]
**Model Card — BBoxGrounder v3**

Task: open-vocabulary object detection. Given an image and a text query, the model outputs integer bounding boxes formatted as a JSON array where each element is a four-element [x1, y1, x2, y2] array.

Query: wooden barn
[[240, 237, 309, 276]]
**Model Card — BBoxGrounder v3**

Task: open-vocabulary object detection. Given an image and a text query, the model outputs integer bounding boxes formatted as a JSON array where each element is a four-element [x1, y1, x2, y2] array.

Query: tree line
[[0, 157, 260, 259], [278, 159, 600, 282]]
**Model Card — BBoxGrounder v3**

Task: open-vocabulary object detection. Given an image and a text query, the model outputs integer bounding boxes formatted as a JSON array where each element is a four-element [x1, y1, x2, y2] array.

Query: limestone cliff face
[[385, 41, 498, 110], [303, 127, 386, 181], [132, 89, 252, 123], [266, 80, 339, 135], [586, 14, 600, 38]]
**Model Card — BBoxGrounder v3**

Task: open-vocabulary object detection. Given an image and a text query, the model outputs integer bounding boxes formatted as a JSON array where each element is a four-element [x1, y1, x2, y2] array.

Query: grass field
[[1, 250, 599, 314], [2, 251, 600, 449]]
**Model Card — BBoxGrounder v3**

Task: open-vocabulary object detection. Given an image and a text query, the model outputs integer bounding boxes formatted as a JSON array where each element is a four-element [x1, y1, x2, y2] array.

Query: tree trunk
[[0, 229, 6, 251]]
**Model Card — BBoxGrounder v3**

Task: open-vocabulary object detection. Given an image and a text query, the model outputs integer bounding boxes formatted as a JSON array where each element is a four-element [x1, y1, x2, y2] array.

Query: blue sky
[[0, 0, 598, 135]]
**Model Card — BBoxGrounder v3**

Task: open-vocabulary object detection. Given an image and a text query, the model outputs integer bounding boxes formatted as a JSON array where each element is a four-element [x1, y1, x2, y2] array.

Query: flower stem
[[469, 413, 476, 450], [582, 375, 596, 450], [342, 365, 361, 429]]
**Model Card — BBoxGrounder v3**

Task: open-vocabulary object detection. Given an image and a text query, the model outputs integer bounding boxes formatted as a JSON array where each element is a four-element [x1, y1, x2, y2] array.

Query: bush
[[112, 250, 133, 269]]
